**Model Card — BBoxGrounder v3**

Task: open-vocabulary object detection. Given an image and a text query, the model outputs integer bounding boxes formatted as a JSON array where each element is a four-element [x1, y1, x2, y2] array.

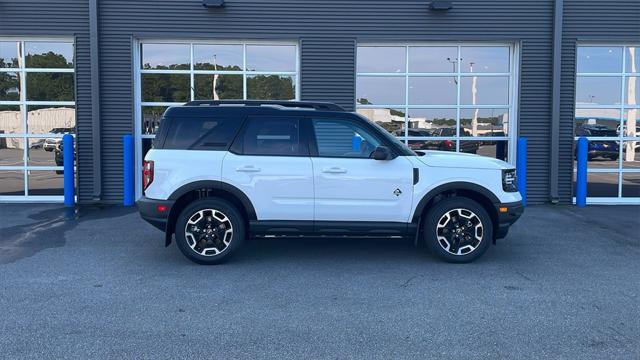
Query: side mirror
[[372, 146, 393, 160]]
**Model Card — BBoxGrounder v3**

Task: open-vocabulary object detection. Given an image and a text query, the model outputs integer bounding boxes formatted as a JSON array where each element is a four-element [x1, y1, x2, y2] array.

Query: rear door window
[[232, 116, 306, 156], [163, 116, 242, 150]]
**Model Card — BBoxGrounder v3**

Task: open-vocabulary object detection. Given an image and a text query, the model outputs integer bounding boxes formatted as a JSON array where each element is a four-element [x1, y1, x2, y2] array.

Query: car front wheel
[[423, 197, 493, 263], [174, 198, 245, 265]]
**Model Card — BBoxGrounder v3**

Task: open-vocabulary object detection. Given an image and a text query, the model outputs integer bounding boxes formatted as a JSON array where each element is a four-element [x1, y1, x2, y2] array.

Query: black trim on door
[[249, 220, 416, 237]]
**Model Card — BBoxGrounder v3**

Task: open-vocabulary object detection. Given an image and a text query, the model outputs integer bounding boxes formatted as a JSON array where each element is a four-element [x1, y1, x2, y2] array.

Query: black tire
[[174, 198, 245, 265], [423, 197, 493, 263]]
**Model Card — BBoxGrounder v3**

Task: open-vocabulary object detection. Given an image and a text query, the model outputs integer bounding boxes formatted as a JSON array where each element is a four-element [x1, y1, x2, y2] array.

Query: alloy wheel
[[184, 209, 233, 256], [435, 208, 484, 256]]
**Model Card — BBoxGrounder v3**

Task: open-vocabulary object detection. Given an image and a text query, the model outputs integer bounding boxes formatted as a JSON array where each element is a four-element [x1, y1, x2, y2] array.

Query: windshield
[[357, 114, 416, 156]]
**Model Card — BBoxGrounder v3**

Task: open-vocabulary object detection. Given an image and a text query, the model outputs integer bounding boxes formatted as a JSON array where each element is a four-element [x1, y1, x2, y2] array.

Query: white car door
[[221, 115, 314, 221], [310, 117, 415, 223]]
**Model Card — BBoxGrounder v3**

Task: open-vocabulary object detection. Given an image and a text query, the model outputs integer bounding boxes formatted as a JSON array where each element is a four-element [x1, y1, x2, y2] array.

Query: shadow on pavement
[[0, 205, 136, 264]]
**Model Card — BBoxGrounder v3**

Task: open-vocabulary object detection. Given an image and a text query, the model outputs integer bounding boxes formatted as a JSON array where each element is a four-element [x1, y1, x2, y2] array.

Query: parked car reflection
[[575, 123, 619, 161]]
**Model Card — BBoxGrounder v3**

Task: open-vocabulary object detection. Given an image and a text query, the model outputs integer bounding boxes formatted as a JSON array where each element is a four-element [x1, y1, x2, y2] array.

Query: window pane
[[164, 116, 242, 151], [587, 172, 619, 197], [246, 75, 295, 100], [0, 106, 23, 135], [26, 72, 75, 101], [460, 140, 507, 160], [461, 108, 509, 137], [408, 77, 457, 105], [194, 74, 243, 100], [0, 72, 21, 101], [575, 76, 621, 105], [28, 170, 63, 195], [142, 138, 154, 164], [141, 43, 189, 70], [625, 76, 638, 105], [623, 109, 639, 137], [357, 77, 405, 105], [25, 42, 73, 68], [357, 108, 406, 136], [409, 140, 455, 152], [626, 46, 639, 73], [461, 76, 509, 105], [577, 46, 623, 73], [0, 137, 24, 166], [27, 106, 75, 134], [28, 138, 59, 166], [312, 119, 382, 158], [240, 117, 303, 156], [622, 173, 640, 197], [460, 46, 510, 73], [407, 108, 456, 136], [0, 171, 24, 195], [193, 44, 243, 71], [141, 73, 190, 102], [0, 41, 20, 68], [622, 141, 640, 169], [575, 108, 621, 136], [357, 47, 405, 73], [246, 45, 296, 72], [142, 106, 167, 135], [408, 46, 458, 73]]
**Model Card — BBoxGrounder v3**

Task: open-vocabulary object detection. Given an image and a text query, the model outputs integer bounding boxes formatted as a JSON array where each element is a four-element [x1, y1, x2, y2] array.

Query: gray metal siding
[[0, 0, 94, 202], [96, 0, 555, 204], [559, 0, 640, 202], [301, 38, 356, 112]]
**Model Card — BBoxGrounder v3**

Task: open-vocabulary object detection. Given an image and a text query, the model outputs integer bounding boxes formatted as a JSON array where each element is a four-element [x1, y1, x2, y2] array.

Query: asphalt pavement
[[0, 203, 639, 359]]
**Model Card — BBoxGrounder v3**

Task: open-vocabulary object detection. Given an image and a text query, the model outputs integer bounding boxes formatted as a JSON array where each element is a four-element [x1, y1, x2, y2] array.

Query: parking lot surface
[[0, 204, 639, 359]]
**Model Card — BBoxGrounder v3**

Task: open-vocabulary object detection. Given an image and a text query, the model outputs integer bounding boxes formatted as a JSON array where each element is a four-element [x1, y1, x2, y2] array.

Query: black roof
[[164, 100, 347, 118], [183, 100, 345, 111]]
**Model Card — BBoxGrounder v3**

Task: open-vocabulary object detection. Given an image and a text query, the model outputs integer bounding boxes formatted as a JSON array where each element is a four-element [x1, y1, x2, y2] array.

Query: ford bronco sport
[[137, 100, 523, 264]]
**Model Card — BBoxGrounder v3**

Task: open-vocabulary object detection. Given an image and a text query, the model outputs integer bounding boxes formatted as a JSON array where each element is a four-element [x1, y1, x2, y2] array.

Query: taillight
[[443, 140, 453, 149], [143, 160, 154, 191]]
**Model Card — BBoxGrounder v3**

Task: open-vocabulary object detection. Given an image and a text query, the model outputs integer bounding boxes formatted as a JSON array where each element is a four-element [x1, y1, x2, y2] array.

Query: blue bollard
[[575, 137, 588, 207], [63, 134, 75, 207], [516, 137, 527, 207], [123, 134, 134, 206]]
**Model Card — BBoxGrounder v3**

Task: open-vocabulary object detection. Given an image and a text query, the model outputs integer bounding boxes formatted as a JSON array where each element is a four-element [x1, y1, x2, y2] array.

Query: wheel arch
[[412, 182, 499, 239], [164, 180, 256, 246]]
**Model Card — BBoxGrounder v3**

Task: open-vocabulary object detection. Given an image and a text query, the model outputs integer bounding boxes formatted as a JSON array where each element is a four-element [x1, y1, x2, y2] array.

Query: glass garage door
[[134, 40, 299, 198], [0, 39, 75, 201], [574, 45, 639, 203], [355, 43, 518, 163]]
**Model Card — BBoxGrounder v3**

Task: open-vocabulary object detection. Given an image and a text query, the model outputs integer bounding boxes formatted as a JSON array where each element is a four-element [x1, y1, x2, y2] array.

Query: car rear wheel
[[175, 198, 245, 265], [423, 197, 493, 263]]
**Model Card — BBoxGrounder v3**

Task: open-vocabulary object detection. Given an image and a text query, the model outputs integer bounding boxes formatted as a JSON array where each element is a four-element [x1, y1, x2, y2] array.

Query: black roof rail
[[183, 100, 345, 112]]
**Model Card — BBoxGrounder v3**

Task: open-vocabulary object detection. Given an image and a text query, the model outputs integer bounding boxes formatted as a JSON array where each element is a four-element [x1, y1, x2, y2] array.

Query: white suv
[[137, 101, 523, 264]]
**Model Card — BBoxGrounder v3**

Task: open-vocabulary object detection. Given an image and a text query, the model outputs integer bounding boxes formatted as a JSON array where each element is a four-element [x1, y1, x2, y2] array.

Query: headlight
[[502, 169, 518, 192]]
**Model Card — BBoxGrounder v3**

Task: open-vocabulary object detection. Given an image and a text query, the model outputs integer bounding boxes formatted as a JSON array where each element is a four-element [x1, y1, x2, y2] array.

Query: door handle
[[322, 166, 347, 174], [236, 165, 261, 172]]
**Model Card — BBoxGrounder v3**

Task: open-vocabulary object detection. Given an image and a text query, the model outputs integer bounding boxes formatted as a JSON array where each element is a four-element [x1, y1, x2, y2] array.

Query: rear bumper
[[494, 200, 524, 239], [136, 196, 174, 231]]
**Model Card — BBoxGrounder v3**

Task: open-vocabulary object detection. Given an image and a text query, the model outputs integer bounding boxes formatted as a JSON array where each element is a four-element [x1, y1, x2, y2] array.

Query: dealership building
[[0, 0, 638, 204]]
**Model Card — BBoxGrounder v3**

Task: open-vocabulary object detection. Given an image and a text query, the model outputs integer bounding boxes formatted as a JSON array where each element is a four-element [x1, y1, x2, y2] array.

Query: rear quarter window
[[162, 116, 242, 150]]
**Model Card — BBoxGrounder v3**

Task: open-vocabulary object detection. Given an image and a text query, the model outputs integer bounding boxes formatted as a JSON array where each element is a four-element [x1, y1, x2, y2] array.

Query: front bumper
[[494, 200, 524, 239], [136, 196, 174, 232]]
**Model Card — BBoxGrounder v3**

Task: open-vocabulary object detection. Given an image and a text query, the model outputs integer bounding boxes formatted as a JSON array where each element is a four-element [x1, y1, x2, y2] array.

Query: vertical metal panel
[[559, 0, 640, 203], [301, 38, 356, 111]]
